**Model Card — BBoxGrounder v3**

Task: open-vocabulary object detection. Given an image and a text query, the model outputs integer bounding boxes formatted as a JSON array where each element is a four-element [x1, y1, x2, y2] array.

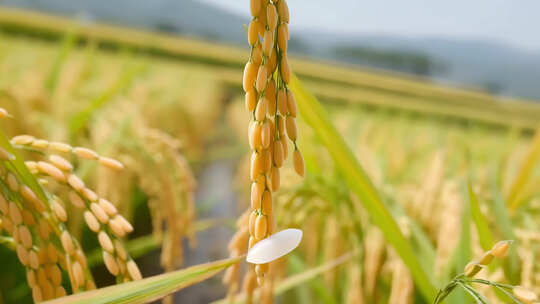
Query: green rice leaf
[[289, 75, 437, 301], [468, 180, 494, 251], [43, 256, 242, 304]]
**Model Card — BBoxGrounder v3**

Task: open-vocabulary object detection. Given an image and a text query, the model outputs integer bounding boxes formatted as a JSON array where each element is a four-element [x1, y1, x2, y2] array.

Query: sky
[[198, 0, 540, 52]]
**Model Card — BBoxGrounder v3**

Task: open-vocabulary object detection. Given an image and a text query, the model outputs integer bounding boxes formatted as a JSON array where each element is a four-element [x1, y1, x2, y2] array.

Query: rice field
[[0, 5, 539, 304]]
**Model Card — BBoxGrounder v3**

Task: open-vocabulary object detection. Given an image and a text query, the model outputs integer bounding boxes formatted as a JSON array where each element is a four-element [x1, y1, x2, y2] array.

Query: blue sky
[[198, 0, 540, 52]]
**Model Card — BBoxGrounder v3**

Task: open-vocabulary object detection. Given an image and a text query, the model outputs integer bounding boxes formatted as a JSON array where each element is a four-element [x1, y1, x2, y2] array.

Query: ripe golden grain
[[115, 240, 128, 260], [7, 173, 19, 191], [73, 147, 98, 160], [72, 261, 85, 287], [286, 116, 297, 141], [249, 122, 262, 150], [267, 48, 277, 74], [261, 190, 272, 215], [246, 90, 257, 112], [27, 269, 37, 287], [256, 65, 268, 93], [271, 166, 280, 191], [16, 244, 29, 266], [19, 225, 33, 249], [60, 231, 75, 255], [20, 186, 46, 212], [254, 214, 268, 239], [37, 161, 66, 182], [99, 157, 124, 170], [48, 265, 62, 286], [51, 199, 67, 222], [248, 20, 259, 46], [29, 250, 39, 269], [9, 202, 22, 225], [49, 142, 72, 153], [55, 286, 66, 298], [293, 149, 305, 177], [280, 56, 291, 83], [277, 24, 288, 52], [243, 62, 258, 92], [249, 211, 257, 236], [491, 240, 511, 258], [67, 174, 85, 192], [266, 82, 277, 115], [22, 210, 36, 226], [99, 198, 118, 216], [98, 231, 114, 253], [262, 30, 273, 55], [251, 182, 263, 209], [84, 211, 100, 232], [103, 251, 119, 275], [109, 217, 126, 237], [277, 0, 289, 23], [49, 155, 73, 171], [116, 215, 133, 233], [38, 219, 51, 240], [32, 286, 42, 303], [250, 0, 261, 16], [267, 3, 278, 30], [68, 191, 86, 209], [127, 260, 142, 280], [255, 263, 269, 277], [32, 139, 49, 149], [250, 152, 263, 180], [286, 90, 297, 117], [277, 89, 288, 115], [12, 135, 35, 145], [273, 140, 284, 167], [91, 203, 109, 224], [0, 194, 8, 214], [82, 188, 98, 202], [252, 44, 263, 66], [47, 244, 58, 264], [261, 121, 271, 148]]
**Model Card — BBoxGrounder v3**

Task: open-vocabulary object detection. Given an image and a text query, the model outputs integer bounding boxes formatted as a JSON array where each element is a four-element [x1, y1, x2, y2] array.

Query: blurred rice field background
[[0, 7, 539, 304]]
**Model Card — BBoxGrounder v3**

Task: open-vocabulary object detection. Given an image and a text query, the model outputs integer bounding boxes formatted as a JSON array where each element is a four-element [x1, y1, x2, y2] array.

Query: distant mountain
[[3, 0, 540, 99]]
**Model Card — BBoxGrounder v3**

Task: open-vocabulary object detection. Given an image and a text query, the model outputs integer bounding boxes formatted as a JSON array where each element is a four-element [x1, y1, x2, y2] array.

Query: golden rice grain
[[32, 139, 49, 149], [261, 190, 272, 215], [115, 215, 133, 233], [32, 286, 43, 303], [38, 219, 51, 240], [41, 280, 54, 300], [0, 147, 14, 160], [271, 166, 280, 191], [20, 186, 46, 212], [243, 62, 257, 92], [28, 250, 39, 269], [68, 191, 86, 209], [277, 24, 288, 52], [48, 265, 62, 286], [108, 217, 126, 237], [255, 263, 269, 277], [103, 251, 119, 275], [251, 182, 263, 210], [255, 97, 268, 121], [51, 199, 67, 222], [72, 261, 85, 287], [67, 174, 85, 192], [37, 161, 66, 182], [98, 231, 114, 253], [273, 141, 284, 167], [8, 202, 22, 225], [16, 244, 29, 265], [49, 155, 73, 171], [75, 249, 88, 269], [91, 202, 109, 224], [280, 56, 290, 83], [286, 116, 297, 141], [114, 240, 127, 260], [73, 147, 98, 160], [127, 260, 142, 280], [99, 157, 124, 170], [0, 194, 8, 214], [82, 188, 98, 202], [267, 4, 278, 30], [281, 136, 288, 159], [277, 89, 288, 115], [250, 152, 263, 181], [250, 0, 261, 16], [12, 135, 35, 145], [7, 173, 19, 192], [267, 49, 277, 74], [246, 90, 257, 112], [267, 82, 277, 116], [83, 211, 100, 232], [262, 31, 273, 55], [49, 142, 72, 153], [286, 90, 297, 117], [254, 214, 268, 239], [491, 240, 511, 258], [55, 286, 66, 298], [248, 20, 259, 46], [277, 0, 289, 23], [47, 243, 58, 264], [99, 198, 117, 216], [261, 121, 271, 148], [256, 66, 268, 93], [249, 211, 257, 236], [293, 149, 305, 177], [19, 225, 33, 249], [60, 231, 75, 255], [27, 269, 37, 287]]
